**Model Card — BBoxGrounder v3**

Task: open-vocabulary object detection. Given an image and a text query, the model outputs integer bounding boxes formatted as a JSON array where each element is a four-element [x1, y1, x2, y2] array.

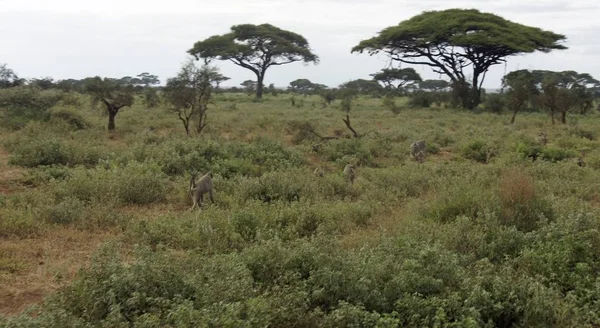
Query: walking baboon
[[343, 164, 357, 185], [537, 132, 548, 146], [189, 172, 214, 211], [410, 140, 426, 163], [314, 167, 324, 177]]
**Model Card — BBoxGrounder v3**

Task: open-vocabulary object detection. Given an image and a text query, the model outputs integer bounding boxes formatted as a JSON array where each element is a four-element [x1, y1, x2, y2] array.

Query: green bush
[[461, 139, 495, 163], [484, 93, 505, 113], [54, 161, 169, 205], [568, 126, 596, 140], [49, 107, 91, 130], [407, 91, 433, 108], [539, 146, 576, 162], [0, 87, 63, 129], [41, 196, 86, 225], [6, 135, 106, 168], [7, 138, 70, 167]]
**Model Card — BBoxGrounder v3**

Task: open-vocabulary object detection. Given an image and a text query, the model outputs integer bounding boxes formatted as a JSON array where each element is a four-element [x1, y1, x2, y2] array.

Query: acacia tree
[[352, 9, 567, 109], [288, 78, 313, 94], [339, 79, 383, 96], [532, 70, 598, 124], [240, 80, 257, 95], [418, 79, 450, 92], [502, 70, 538, 124], [188, 23, 318, 99], [84, 77, 134, 131], [164, 59, 226, 135], [370, 68, 422, 89], [136, 72, 160, 87]]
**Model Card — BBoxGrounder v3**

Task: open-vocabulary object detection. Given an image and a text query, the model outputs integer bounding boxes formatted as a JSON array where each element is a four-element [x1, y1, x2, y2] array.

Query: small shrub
[[382, 96, 401, 114], [42, 196, 86, 225], [242, 172, 303, 203], [0, 87, 63, 129], [286, 120, 316, 144], [231, 212, 261, 242], [408, 91, 433, 108], [8, 138, 69, 167], [484, 93, 505, 113], [49, 108, 91, 130], [461, 139, 495, 163], [568, 127, 596, 140], [539, 146, 575, 162]]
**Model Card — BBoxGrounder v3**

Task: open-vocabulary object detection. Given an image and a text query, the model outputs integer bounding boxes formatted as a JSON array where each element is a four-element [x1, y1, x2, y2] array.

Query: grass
[[1, 92, 600, 326]]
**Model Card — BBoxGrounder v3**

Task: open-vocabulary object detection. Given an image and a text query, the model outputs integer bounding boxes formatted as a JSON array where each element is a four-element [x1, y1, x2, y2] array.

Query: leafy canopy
[[370, 67, 422, 89], [352, 8, 567, 108], [188, 24, 318, 75], [84, 77, 134, 109], [353, 9, 566, 67]]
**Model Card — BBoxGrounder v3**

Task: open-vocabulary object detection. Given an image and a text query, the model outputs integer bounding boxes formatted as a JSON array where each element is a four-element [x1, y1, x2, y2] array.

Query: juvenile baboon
[[313, 167, 324, 177], [410, 140, 426, 163], [189, 172, 214, 211], [343, 164, 357, 185], [537, 132, 548, 146]]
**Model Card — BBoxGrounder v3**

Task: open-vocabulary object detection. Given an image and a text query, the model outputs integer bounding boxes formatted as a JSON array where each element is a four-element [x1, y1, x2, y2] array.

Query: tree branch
[[342, 114, 360, 138]]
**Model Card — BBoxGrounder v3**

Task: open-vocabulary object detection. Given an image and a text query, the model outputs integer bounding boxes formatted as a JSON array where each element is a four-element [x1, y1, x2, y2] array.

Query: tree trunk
[[511, 110, 518, 124], [561, 110, 567, 124], [196, 106, 208, 134], [255, 72, 265, 99], [470, 74, 482, 109], [108, 110, 116, 131], [550, 109, 555, 125]]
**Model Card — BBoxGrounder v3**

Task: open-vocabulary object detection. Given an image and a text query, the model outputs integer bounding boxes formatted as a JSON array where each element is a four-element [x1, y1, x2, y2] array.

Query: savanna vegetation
[[1, 8, 600, 328]]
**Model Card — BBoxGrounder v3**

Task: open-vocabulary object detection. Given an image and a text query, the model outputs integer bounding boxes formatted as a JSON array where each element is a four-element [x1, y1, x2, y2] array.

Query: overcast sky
[[0, 0, 598, 89]]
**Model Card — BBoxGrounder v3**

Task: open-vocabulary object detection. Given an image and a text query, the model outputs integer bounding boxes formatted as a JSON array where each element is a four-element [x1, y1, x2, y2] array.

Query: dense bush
[[461, 139, 496, 163], [49, 107, 91, 130], [53, 161, 169, 205], [407, 91, 433, 108], [0, 87, 64, 129], [6, 137, 106, 168], [484, 93, 505, 113]]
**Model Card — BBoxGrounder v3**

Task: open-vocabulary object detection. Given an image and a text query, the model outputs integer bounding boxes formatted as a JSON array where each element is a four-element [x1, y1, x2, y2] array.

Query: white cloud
[[0, 0, 598, 88]]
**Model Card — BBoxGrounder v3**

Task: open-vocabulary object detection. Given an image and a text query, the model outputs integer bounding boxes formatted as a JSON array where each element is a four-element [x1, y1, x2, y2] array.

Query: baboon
[[578, 157, 586, 167], [537, 132, 548, 146], [343, 164, 357, 185], [313, 167, 324, 177], [189, 172, 214, 211], [410, 140, 426, 163]]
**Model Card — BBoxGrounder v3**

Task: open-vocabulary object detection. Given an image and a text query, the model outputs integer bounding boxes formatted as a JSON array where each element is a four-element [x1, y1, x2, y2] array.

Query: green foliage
[[0, 87, 63, 129], [407, 91, 433, 108], [370, 67, 422, 89], [7, 94, 600, 327], [6, 136, 105, 168], [539, 146, 576, 162], [53, 162, 169, 205], [484, 93, 505, 113], [49, 107, 91, 130], [382, 95, 401, 114], [188, 23, 318, 98], [461, 139, 496, 163], [352, 8, 567, 109]]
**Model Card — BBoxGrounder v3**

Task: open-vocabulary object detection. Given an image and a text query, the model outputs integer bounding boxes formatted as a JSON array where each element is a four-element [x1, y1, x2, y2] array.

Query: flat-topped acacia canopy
[[352, 9, 567, 109], [188, 24, 318, 99]]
